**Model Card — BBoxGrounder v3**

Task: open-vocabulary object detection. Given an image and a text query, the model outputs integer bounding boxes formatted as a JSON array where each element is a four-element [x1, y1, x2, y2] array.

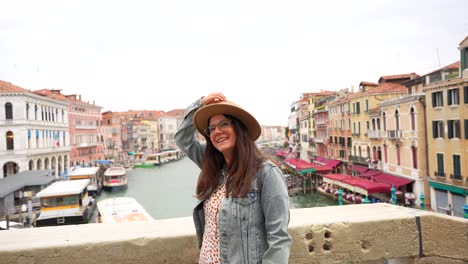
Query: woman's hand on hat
[[202, 93, 226, 105]]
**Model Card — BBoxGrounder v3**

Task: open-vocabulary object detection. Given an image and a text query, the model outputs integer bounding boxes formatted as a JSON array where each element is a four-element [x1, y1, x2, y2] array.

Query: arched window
[[6, 131, 14, 150], [410, 108, 416, 131], [358, 146, 362, 158], [372, 119, 376, 130], [26, 103, 30, 120], [395, 110, 400, 130], [383, 112, 387, 131], [35, 105, 38, 120], [5, 102, 13, 120], [377, 118, 381, 130], [366, 146, 371, 159]]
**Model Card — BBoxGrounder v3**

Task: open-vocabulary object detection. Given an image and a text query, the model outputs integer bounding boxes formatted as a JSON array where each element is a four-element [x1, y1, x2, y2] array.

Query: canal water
[[97, 157, 337, 220]]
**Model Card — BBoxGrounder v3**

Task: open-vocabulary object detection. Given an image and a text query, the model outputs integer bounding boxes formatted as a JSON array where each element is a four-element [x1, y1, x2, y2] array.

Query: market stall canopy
[[348, 165, 369, 174], [313, 157, 341, 168], [275, 150, 289, 157], [371, 173, 414, 188]]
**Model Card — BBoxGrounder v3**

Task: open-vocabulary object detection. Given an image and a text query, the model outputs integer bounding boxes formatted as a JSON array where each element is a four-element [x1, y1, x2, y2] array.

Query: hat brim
[[193, 101, 261, 141]]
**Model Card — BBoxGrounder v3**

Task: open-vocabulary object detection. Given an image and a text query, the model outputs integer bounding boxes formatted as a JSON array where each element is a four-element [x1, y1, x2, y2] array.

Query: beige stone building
[[350, 78, 411, 171], [423, 39, 468, 217]]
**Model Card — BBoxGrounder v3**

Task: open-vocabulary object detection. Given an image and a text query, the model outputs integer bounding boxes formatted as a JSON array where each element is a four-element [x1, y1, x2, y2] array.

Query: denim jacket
[[175, 99, 291, 264]]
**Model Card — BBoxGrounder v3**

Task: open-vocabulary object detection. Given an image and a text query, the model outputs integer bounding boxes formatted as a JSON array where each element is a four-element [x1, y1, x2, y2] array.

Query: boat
[[68, 167, 103, 196], [96, 197, 154, 223], [133, 162, 155, 168], [35, 179, 95, 227], [145, 149, 184, 166], [103, 167, 128, 191]]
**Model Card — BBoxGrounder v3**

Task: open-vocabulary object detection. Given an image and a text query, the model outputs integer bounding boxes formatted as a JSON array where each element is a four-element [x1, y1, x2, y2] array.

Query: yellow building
[[424, 49, 468, 217], [141, 119, 159, 152], [349, 78, 410, 169], [378, 94, 427, 207]]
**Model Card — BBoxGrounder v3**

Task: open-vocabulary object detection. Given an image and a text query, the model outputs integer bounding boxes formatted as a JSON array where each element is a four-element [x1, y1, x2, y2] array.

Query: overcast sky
[[1, 1, 467, 126]]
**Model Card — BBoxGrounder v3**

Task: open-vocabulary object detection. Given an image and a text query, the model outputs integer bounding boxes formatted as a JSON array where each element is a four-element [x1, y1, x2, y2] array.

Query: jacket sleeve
[[260, 164, 292, 264], [174, 98, 206, 168]]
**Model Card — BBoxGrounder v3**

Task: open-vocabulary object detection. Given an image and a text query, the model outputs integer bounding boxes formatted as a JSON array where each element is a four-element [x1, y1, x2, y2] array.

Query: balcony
[[434, 171, 446, 177], [367, 130, 384, 139], [1, 204, 466, 264], [349, 155, 368, 165], [387, 130, 402, 139], [75, 125, 98, 130], [314, 137, 325, 144]]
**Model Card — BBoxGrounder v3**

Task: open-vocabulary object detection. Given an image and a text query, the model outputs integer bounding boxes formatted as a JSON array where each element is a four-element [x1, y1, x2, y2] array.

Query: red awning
[[275, 150, 289, 157], [314, 157, 325, 163], [325, 159, 341, 168], [371, 173, 414, 188], [342, 178, 391, 194], [359, 169, 381, 178], [348, 165, 369, 174], [322, 174, 353, 181], [284, 158, 313, 170]]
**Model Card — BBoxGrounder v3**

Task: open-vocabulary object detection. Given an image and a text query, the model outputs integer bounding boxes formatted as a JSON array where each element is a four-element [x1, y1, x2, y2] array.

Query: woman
[[175, 93, 291, 264]]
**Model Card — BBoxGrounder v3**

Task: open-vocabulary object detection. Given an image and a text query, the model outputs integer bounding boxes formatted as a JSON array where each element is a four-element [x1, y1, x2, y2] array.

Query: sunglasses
[[205, 118, 233, 136]]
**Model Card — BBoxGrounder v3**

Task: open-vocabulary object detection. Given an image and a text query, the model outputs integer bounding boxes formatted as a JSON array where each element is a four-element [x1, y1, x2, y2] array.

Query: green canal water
[[97, 157, 337, 220]]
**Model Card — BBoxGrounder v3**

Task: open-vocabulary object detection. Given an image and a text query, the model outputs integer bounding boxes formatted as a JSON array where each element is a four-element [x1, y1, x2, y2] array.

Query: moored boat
[[35, 179, 95, 227], [97, 197, 154, 223], [146, 149, 184, 166], [103, 167, 128, 191], [68, 167, 103, 196]]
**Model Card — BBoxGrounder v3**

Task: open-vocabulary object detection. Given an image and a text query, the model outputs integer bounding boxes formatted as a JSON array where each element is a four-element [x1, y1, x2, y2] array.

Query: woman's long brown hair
[[196, 115, 265, 199]]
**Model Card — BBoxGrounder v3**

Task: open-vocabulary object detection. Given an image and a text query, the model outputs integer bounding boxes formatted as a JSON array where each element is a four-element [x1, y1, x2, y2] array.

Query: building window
[[452, 155, 461, 179], [395, 110, 400, 130], [432, 120, 444, 138], [26, 103, 29, 120], [366, 146, 370, 159], [35, 105, 38, 120], [383, 112, 387, 131], [410, 108, 416, 131], [356, 102, 361, 114], [447, 120, 460, 139], [6, 131, 14, 150], [384, 144, 388, 163], [465, 120, 468, 139], [396, 145, 401, 166], [464, 86, 468, 104], [411, 146, 417, 169], [377, 118, 381, 130], [437, 153, 444, 176], [447, 88, 460, 106], [5, 102, 13, 120], [365, 100, 368, 112], [432, 91, 444, 107]]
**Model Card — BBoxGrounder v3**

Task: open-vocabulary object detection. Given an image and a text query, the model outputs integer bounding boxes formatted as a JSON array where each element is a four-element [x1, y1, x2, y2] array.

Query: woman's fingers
[[203, 93, 226, 105]]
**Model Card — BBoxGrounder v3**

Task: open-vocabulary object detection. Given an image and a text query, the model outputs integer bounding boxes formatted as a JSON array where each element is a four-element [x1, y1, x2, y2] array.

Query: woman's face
[[208, 114, 236, 162]]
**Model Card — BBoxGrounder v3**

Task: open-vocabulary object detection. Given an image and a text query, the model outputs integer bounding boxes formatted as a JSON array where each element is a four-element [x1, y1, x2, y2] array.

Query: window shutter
[[448, 90, 452, 105], [464, 86, 468, 104], [432, 93, 436, 107], [437, 154, 444, 173], [465, 120, 468, 139], [453, 155, 461, 176], [432, 121, 437, 138], [448, 121, 453, 139]]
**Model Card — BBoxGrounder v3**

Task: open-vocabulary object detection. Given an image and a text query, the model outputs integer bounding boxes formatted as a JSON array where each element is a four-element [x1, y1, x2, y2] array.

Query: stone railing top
[[1, 204, 467, 264]]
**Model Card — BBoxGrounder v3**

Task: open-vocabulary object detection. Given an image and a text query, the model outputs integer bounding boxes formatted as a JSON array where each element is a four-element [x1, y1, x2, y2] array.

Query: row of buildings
[[287, 37, 468, 216], [0, 83, 285, 179]]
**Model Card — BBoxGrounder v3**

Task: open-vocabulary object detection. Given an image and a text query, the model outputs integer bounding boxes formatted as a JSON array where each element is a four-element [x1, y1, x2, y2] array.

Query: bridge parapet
[[1, 203, 467, 264]]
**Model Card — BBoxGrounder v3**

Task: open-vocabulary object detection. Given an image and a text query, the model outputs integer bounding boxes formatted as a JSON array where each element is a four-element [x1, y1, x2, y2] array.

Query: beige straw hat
[[193, 101, 261, 140]]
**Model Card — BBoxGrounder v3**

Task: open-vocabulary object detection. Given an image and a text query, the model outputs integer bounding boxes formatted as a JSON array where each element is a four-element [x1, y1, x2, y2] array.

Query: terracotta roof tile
[[365, 82, 407, 95], [378, 73, 419, 83], [359, 81, 378, 86], [0, 80, 29, 93], [424, 61, 460, 76]]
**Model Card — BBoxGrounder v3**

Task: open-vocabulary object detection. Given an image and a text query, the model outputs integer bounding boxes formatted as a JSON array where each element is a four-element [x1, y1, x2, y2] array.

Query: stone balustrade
[[1, 203, 467, 264]]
